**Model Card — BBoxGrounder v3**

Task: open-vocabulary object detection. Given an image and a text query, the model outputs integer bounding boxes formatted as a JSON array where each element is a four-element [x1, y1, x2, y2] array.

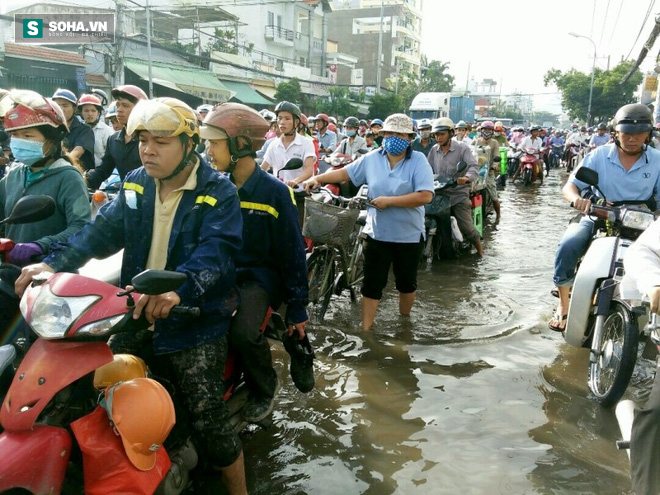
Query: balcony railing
[[264, 25, 294, 43]]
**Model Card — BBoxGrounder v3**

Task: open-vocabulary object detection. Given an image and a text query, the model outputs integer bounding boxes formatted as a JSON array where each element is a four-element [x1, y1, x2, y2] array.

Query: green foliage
[[159, 40, 196, 55], [315, 87, 358, 120], [274, 78, 304, 106], [368, 92, 404, 119], [207, 28, 238, 55], [390, 56, 455, 111], [544, 61, 643, 124], [530, 110, 560, 126]]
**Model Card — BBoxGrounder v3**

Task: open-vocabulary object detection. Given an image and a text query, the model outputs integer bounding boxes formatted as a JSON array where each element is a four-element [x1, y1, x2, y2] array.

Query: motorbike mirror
[[130, 269, 187, 295], [281, 158, 303, 172], [575, 167, 599, 186], [0, 195, 56, 225], [356, 149, 368, 155], [455, 161, 468, 175]]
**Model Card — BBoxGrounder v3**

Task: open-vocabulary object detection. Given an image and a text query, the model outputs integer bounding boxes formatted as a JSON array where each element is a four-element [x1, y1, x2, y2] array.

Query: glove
[[9, 242, 43, 266]]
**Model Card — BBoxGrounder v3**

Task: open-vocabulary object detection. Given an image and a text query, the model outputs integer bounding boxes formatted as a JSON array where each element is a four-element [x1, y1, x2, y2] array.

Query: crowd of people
[[2, 84, 660, 493]]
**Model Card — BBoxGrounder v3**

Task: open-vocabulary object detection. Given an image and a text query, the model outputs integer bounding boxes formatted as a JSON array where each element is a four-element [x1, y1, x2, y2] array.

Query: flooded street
[[243, 170, 643, 494]]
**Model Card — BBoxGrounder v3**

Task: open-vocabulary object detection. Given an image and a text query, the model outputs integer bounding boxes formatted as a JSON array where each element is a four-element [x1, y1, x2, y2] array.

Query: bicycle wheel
[[307, 247, 335, 322], [588, 302, 639, 408], [347, 235, 364, 299]]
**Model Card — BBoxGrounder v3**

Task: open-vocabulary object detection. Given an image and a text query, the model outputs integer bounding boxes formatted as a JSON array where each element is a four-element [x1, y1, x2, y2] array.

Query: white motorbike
[[564, 167, 656, 407]]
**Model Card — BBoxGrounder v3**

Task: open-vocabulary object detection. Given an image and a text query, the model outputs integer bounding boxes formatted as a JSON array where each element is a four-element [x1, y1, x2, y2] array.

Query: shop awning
[[220, 80, 273, 106], [250, 83, 277, 100], [125, 58, 233, 102]]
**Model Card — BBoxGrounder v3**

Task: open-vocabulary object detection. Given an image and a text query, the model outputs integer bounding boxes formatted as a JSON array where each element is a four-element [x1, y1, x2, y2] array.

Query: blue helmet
[[370, 118, 383, 127], [52, 88, 77, 105]]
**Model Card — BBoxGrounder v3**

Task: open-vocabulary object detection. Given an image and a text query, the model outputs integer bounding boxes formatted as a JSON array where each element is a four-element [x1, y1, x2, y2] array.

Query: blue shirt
[[346, 147, 434, 243], [570, 143, 660, 206], [317, 130, 337, 151], [589, 134, 611, 148]]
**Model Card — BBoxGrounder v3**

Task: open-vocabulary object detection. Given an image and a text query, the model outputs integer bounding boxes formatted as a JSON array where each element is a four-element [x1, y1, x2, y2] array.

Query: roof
[[221, 80, 272, 106], [4, 43, 88, 66], [86, 73, 110, 87]]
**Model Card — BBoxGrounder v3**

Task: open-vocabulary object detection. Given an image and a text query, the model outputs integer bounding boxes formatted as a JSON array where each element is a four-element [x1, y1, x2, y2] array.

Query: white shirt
[[91, 120, 115, 167], [263, 132, 317, 182], [624, 217, 660, 294], [332, 136, 367, 157], [519, 136, 543, 151]]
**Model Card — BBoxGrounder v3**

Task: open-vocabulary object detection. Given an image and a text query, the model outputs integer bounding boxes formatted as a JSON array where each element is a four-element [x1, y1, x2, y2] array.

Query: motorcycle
[[566, 142, 587, 173], [564, 166, 656, 407], [423, 161, 469, 264], [507, 144, 522, 179], [323, 150, 367, 198], [516, 148, 544, 186], [549, 143, 563, 169]]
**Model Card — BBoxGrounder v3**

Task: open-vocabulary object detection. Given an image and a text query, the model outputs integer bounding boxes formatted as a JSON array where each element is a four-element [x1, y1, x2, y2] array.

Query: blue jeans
[[553, 217, 595, 287]]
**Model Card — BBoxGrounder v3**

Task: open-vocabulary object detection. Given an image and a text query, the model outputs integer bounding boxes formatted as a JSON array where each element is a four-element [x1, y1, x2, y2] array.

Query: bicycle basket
[[425, 194, 450, 216], [303, 198, 359, 247]]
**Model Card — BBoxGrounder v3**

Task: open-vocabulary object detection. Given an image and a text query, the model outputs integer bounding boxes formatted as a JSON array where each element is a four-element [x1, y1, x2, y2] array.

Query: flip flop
[[548, 312, 567, 332]]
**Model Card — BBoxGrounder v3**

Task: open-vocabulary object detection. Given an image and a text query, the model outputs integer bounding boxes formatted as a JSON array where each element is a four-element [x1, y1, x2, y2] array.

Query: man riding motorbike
[[202, 103, 313, 424], [332, 116, 368, 158], [426, 117, 483, 256], [512, 125, 544, 183], [474, 121, 502, 221], [454, 120, 472, 145], [314, 113, 337, 154], [15, 97, 248, 493], [51, 89, 96, 171], [589, 122, 611, 149], [548, 103, 660, 332]]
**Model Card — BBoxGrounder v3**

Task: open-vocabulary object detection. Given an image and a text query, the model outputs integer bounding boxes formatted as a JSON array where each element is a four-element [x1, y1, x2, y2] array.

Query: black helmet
[[614, 103, 653, 134], [274, 101, 301, 123], [343, 116, 359, 128], [597, 122, 607, 130]]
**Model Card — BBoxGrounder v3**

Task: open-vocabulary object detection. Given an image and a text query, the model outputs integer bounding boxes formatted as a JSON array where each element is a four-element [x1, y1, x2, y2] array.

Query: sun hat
[[379, 113, 416, 137]]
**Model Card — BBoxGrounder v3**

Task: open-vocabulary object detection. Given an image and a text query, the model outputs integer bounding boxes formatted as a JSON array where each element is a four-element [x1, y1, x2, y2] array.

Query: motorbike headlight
[[77, 314, 125, 337], [28, 286, 100, 339], [621, 210, 655, 231]]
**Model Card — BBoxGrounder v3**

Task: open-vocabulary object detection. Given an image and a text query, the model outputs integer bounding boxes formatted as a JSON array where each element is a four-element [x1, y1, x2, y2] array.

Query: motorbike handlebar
[[170, 305, 201, 317]]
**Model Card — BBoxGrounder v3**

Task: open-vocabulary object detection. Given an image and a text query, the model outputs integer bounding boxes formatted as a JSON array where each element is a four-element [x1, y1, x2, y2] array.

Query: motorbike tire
[[423, 233, 434, 265], [587, 303, 639, 408], [307, 248, 335, 322], [347, 234, 364, 301], [522, 168, 532, 186]]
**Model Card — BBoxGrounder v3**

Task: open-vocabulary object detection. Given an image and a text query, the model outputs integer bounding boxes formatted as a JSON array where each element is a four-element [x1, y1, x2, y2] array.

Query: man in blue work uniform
[[15, 98, 248, 492], [202, 102, 313, 422]]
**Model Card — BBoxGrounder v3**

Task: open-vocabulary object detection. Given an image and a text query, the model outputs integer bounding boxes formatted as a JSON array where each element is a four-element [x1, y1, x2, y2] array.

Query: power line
[[624, 0, 655, 60], [608, 0, 625, 47], [598, 0, 611, 47]]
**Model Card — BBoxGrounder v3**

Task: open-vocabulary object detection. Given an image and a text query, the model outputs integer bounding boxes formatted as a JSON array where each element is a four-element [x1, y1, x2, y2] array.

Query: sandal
[[548, 312, 567, 332]]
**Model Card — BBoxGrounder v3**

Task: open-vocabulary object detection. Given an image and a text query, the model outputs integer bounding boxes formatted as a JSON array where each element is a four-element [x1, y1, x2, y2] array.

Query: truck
[[409, 92, 475, 124]]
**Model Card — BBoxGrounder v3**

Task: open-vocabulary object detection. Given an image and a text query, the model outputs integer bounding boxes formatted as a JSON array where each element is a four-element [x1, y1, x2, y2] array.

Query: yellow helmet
[[102, 378, 175, 471], [93, 354, 148, 390], [126, 97, 199, 142]]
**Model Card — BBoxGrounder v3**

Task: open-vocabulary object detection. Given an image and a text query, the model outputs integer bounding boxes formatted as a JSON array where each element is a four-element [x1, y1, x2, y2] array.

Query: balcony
[[294, 32, 324, 55], [264, 25, 294, 47]]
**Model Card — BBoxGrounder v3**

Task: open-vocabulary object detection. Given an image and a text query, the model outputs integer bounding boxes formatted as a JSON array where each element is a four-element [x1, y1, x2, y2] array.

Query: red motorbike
[[517, 148, 544, 185]]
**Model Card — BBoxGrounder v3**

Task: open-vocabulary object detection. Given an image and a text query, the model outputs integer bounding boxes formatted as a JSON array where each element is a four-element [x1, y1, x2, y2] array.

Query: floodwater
[[243, 170, 648, 494]]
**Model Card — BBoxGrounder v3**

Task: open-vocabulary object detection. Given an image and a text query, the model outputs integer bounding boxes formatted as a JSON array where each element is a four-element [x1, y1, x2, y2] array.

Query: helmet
[[77, 94, 103, 111], [328, 123, 337, 132], [328, 116, 337, 125], [432, 117, 455, 133], [196, 104, 213, 115], [343, 116, 359, 128], [111, 84, 148, 104], [200, 102, 270, 156], [259, 109, 276, 122], [0, 89, 9, 103], [314, 113, 329, 125], [571, 123, 579, 129], [370, 118, 383, 127], [1, 90, 68, 132], [105, 101, 117, 119], [597, 122, 607, 130], [359, 119, 367, 126], [530, 125, 541, 132], [580, 126, 587, 132], [412, 119, 418, 131], [455, 120, 467, 130], [127, 97, 199, 142], [587, 126, 594, 132], [52, 88, 77, 106], [94, 354, 148, 390], [494, 121, 504, 131], [480, 120, 494, 129], [614, 103, 653, 133], [90, 88, 108, 107], [102, 378, 175, 471], [274, 101, 301, 123], [300, 113, 308, 126], [418, 118, 432, 130]]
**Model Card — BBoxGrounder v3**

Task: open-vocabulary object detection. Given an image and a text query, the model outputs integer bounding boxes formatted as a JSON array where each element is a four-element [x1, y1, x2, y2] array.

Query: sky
[[421, 0, 659, 114]]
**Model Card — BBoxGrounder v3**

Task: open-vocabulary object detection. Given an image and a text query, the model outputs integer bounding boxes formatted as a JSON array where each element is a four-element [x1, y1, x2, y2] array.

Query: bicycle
[[304, 186, 367, 322]]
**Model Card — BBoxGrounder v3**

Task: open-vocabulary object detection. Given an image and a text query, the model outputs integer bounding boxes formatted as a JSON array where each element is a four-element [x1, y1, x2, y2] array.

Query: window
[[268, 11, 274, 25]]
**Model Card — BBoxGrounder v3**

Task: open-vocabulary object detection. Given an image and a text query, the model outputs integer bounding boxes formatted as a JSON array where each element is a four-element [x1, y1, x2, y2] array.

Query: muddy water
[[243, 171, 641, 494]]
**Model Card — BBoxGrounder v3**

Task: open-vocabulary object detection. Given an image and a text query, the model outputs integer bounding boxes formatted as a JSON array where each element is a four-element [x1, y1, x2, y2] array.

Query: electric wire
[[598, 0, 611, 47], [607, 0, 625, 47], [624, 0, 655, 60]]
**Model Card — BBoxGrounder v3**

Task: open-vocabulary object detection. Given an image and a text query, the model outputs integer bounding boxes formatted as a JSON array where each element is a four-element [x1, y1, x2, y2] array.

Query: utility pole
[[113, 0, 126, 87], [145, 0, 153, 98], [375, 1, 384, 94]]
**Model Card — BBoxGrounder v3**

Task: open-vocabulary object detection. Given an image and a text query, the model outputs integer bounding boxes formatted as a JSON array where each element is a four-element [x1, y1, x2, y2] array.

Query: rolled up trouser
[[631, 364, 660, 495]]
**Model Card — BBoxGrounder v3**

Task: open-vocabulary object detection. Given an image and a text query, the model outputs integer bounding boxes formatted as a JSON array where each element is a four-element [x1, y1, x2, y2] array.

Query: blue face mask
[[347, 130, 357, 137], [383, 136, 409, 155], [10, 137, 46, 166]]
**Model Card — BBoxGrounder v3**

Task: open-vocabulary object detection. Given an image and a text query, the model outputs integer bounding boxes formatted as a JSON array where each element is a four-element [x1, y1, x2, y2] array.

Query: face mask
[[347, 130, 356, 137], [420, 131, 431, 139], [494, 131, 501, 137], [10, 137, 46, 166], [481, 130, 493, 139], [383, 136, 409, 155]]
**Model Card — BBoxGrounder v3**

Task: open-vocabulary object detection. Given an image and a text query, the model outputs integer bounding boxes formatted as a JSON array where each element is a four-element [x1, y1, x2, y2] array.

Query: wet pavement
[[243, 169, 650, 494]]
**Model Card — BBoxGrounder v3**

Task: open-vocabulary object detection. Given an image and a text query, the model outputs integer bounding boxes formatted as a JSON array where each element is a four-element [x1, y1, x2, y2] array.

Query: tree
[[531, 110, 560, 126], [544, 61, 643, 124], [207, 28, 238, 55], [274, 78, 304, 106], [368, 92, 404, 119], [388, 56, 455, 111], [315, 87, 358, 120]]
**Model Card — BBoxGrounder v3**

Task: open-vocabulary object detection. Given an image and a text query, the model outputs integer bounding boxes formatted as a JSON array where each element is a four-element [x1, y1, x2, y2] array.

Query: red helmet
[[77, 94, 104, 111], [314, 113, 329, 125], [328, 123, 337, 132], [200, 102, 269, 156], [300, 113, 308, 126], [111, 85, 148, 104], [1, 90, 68, 132]]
